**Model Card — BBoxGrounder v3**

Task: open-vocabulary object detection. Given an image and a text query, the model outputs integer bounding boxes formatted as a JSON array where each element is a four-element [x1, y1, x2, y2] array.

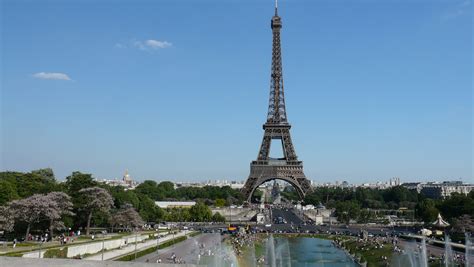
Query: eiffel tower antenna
[[275, 0, 278, 15]]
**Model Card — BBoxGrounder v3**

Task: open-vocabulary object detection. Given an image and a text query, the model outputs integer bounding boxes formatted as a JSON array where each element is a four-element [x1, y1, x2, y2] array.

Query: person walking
[[12, 238, 17, 248]]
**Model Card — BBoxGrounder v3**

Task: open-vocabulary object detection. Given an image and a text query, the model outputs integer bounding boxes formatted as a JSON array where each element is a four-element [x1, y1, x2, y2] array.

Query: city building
[[317, 177, 402, 190], [402, 182, 423, 192], [418, 181, 474, 199], [174, 180, 245, 189], [98, 170, 139, 189], [154, 201, 196, 208]]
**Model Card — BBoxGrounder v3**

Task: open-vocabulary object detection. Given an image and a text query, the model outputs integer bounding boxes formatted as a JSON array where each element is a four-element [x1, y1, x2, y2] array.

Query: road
[[134, 233, 222, 264], [271, 208, 304, 225]]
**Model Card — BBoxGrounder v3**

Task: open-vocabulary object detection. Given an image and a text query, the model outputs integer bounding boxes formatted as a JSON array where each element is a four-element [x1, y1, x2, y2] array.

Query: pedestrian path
[[84, 231, 187, 261], [0, 232, 153, 255]]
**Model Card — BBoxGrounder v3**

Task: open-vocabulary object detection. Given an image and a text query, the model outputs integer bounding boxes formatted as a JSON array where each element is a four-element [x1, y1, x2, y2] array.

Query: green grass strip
[[115, 236, 187, 261], [43, 247, 68, 258]]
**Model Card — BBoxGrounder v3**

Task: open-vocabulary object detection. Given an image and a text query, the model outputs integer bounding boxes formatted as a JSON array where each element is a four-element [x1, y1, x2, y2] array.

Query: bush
[[44, 247, 68, 258]]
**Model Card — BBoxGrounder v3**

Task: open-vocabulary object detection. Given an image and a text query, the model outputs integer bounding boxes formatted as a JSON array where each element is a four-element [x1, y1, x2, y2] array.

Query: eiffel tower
[[241, 2, 312, 202]]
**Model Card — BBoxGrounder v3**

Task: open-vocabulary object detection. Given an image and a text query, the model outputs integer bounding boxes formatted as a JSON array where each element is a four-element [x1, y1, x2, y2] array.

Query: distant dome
[[123, 170, 132, 182]]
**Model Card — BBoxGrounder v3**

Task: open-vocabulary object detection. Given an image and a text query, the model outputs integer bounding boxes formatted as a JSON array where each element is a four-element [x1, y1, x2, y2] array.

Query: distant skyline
[[1, 0, 472, 183]]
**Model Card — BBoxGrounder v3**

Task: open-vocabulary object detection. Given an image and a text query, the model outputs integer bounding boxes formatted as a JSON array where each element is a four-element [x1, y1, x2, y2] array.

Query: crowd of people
[[229, 231, 255, 256]]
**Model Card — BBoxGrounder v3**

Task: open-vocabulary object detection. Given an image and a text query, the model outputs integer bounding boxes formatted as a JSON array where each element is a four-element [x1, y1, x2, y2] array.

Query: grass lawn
[[344, 239, 393, 267]]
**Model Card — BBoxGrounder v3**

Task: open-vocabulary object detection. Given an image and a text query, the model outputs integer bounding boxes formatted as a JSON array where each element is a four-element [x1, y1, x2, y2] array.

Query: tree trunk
[[86, 212, 92, 236], [49, 219, 54, 239], [25, 223, 31, 241]]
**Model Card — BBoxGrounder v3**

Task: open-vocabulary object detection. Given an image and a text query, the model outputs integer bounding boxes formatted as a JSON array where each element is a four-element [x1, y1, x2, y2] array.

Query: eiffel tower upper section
[[266, 4, 288, 126]]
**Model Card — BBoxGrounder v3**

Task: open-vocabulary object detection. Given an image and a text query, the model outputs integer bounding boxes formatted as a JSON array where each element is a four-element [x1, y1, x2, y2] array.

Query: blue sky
[[1, 0, 472, 183]]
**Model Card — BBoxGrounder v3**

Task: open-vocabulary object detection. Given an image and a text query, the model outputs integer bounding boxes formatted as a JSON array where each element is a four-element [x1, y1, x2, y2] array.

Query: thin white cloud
[[442, 0, 471, 20], [145, 40, 172, 49], [132, 40, 146, 50], [33, 72, 71, 81], [116, 39, 172, 51]]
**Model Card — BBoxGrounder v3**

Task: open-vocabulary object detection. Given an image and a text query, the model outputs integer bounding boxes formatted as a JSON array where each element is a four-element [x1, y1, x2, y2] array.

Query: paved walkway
[[134, 233, 222, 264], [84, 231, 187, 261], [0, 232, 150, 255]]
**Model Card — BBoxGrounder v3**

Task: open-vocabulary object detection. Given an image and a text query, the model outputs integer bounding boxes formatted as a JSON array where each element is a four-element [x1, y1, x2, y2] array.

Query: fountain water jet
[[466, 233, 473, 267], [444, 234, 454, 267], [266, 235, 277, 267], [420, 237, 428, 267]]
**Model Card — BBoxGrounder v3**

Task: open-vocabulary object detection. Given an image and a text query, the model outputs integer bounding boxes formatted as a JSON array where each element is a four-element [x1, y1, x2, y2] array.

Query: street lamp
[[156, 230, 160, 257], [38, 241, 42, 258], [101, 231, 106, 261], [172, 226, 175, 246]]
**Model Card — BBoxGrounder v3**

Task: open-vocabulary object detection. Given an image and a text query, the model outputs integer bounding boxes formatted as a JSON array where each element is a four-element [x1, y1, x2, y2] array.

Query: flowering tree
[[0, 205, 14, 232], [110, 204, 144, 231], [78, 187, 114, 236], [44, 192, 74, 236], [8, 194, 51, 240], [5, 192, 73, 239]]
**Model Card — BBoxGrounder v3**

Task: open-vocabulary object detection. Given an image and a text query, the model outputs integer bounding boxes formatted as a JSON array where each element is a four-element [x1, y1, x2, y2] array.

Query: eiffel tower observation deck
[[241, 1, 312, 202]]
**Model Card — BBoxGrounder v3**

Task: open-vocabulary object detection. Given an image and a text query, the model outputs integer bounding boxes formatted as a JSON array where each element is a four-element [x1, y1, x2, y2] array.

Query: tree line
[[1, 169, 472, 238], [285, 185, 474, 227], [0, 169, 228, 239]]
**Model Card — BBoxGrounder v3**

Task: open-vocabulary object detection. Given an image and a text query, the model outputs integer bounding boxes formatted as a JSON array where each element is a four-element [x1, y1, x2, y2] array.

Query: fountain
[[198, 233, 239, 267], [266, 235, 277, 267], [466, 233, 473, 267], [444, 234, 454, 267], [420, 237, 428, 267], [276, 237, 291, 267], [262, 234, 356, 266], [399, 238, 428, 267]]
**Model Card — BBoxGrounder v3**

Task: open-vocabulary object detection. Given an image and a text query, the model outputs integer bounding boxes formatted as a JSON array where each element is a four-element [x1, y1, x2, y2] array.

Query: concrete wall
[[1, 256, 203, 267], [212, 208, 256, 221], [23, 250, 45, 258], [22, 234, 150, 259]]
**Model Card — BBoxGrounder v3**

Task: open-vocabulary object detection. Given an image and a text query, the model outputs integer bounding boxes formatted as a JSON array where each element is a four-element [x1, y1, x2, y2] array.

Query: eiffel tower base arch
[[241, 163, 312, 202]]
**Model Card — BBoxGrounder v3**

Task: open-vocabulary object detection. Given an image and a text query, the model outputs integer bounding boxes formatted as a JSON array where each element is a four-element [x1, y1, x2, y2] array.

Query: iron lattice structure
[[242, 6, 312, 202]]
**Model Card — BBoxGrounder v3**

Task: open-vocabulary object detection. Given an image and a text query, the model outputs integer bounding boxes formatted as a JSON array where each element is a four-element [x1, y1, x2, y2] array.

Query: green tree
[[137, 194, 163, 222], [0, 180, 19, 205], [31, 168, 55, 180], [135, 180, 164, 200], [437, 193, 474, 221], [189, 202, 212, 222], [212, 212, 226, 222], [215, 198, 226, 207], [164, 208, 190, 222], [335, 201, 360, 224], [109, 187, 140, 209], [416, 199, 439, 223], [6, 171, 59, 198], [65, 172, 97, 199]]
